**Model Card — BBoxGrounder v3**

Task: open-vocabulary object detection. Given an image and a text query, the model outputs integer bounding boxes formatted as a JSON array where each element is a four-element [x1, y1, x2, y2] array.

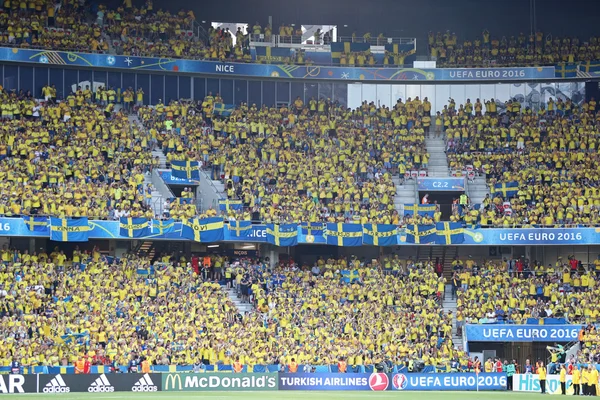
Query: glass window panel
[[34, 67, 48, 98], [304, 83, 318, 104], [509, 83, 526, 106], [19, 66, 33, 94], [290, 82, 303, 104], [122, 73, 135, 92], [136, 74, 150, 106], [495, 84, 511, 113], [376, 84, 391, 107], [420, 85, 435, 112], [234, 80, 247, 105], [248, 80, 261, 106], [150, 74, 164, 105], [465, 85, 480, 104], [361, 84, 377, 104], [448, 85, 465, 106], [77, 69, 91, 93], [165, 75, 178, 103], [262, 81, 275, 107], [49, 68, 64, 100], [524, 83, 538, 111], [206, 78, 219, 98], [333, 82, 348, 108], [220, 79, 233, 104], [193, 77, 205, 101], [406, 85, 420, 102], [64, 69, 78, 94], [434, 85, 450, 112], [3, 65, 17, 91], [480, 84, 496, 104], [318, 82, 333, 101], [179, 76, 191, 100], [347, 83, 362, 109], [276, 81, 290, 104], [107, 72, 121, 91], [92, 70, 107, 88], [391, 84, 406, 106]]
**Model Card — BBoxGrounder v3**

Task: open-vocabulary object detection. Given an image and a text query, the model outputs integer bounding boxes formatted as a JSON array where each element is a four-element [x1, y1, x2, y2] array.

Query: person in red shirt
[[570, 256, 579, 272], [83, 356, 91, 374], [338, 357, 347, 373], [495, 358, 503, 372], [191, 255, 199, 275]]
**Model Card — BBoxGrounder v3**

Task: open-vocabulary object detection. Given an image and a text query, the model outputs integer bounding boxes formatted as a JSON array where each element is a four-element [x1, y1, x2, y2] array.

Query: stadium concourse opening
[[419, 191, 464, 220]]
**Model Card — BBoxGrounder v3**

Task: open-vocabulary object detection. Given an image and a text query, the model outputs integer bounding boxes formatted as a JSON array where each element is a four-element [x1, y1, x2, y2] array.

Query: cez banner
[[465, 324, 580, 342], [514, 374, 573, 394], [390, 372, 506, 391], [278, 373, 390, 391]]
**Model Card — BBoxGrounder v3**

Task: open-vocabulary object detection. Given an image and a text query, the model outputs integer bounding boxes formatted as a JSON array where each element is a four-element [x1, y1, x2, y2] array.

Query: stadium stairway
[[198, 169, 226, 212], [225, 287, 253, 314], [466, 176, 490, 208], [393, 177, 418, 215], [424, 137, 449, 177], [442, 284, 462, 344], [152, 150, 167, 168]]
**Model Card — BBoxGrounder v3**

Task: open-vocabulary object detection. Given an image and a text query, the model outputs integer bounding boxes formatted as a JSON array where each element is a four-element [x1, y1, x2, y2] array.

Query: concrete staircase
[[467, 176, 490, 207], [393, 176, 418, 215], [152, 150, 167, 168], [443, 283, 462, 344], [425, 137, 449, 177], [225, 287, 253, 314], [144, 173, 168, 218]]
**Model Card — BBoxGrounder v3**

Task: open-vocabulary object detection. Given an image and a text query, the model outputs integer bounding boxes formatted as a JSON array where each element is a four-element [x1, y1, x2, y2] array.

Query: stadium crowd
[[139, 95, 433, 223], [0, 249, 467, 370]]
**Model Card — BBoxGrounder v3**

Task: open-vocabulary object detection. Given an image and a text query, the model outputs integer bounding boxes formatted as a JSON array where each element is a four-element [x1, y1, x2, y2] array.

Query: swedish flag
[[229, 220, 252, 238], [362, 223, 399, 246], [152, 219, 175, 235], [493, 181, 519, 198], [581, 60, 600, 74], [555, 63, 578, 78], [219, 199, 244, 212], [50, 217, 89, 242], [404, 204, 437, 217], [325, 223, 363, 246], [405, 224, 436, 244], [23, 216, 48, 232], [171, 160, 200, 180], [301, 222, 324, 236], [182, 217, 224, 242], [212, 103, 235, 117], [341, 269, 360, 283], [119, 217, 150, 238], [266, 223, 298, 246], [435, 222, 464, 244]]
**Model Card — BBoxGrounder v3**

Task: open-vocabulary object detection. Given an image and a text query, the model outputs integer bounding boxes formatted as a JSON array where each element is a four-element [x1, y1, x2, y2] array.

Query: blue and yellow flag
[[50, 217, 89, 242], [580, 60, 600, 74], [219, 199, 243, 212], [405, 224, 436, 244], [403, 204, 437, 217], [325, 223, 363, 246], [151, 219, 175, 235], [119, 217, 150, 238], [255, 47, 291, 63], [171, 160, 200, 180], [266, 223, 298, 247], [23, 216, 48, 232], [182, 217, 224, 242], [300, 222, 324, 236], [555, 63, 577, 78], [212, 103, 235, 117], [341, 269, 360, 283], [362, 223, 399, 246], [493, 181, 519, 198], [229, 220, 252, 238], [435, 222, 464, 245]]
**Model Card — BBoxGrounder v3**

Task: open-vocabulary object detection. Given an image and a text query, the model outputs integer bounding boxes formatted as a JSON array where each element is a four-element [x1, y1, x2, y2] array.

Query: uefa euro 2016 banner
[[0, 47, 556, 81], [514, 374, 574, 394], [465, 324, 580, 342]]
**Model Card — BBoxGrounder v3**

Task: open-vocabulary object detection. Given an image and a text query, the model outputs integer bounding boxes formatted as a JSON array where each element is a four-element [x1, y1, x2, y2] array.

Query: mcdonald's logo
[[163, 374, 182, 391]]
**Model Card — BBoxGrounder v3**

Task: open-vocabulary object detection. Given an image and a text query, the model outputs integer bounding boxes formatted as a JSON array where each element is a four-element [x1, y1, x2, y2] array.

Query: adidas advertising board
[[37, 373, 163, 393], [43, 374, 70, 393], [88, 374, 115, 392], [132, 373, 158, 391]]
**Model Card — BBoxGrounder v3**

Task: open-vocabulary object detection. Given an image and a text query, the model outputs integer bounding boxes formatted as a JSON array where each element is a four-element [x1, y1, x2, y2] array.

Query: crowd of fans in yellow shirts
[[0, 247, 468, 369], [430, 30, 600, 67], [139, 94, 433, 223], [443, 95, 600, 227]]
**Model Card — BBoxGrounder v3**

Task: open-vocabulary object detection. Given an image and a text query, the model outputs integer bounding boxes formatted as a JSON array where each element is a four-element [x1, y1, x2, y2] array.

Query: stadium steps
[[225, 287, 254, 314], [442, 284, 462, 344], [466, 176, 490, 207], [424, 137, 449, 177], [152, 150, 167, 168], [144, 172, 168, 217], [393, 177, 417, 214], [135, 241, 155, 259]]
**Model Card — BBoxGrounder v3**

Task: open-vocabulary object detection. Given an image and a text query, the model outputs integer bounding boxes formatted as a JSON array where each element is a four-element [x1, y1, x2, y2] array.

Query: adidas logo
[[43, 374, 70, 393], [132, 374, 158, 392], [87, 374, 114, 393]]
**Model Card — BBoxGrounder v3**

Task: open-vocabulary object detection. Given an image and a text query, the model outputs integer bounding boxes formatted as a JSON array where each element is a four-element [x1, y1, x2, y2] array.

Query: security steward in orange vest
[[338, 357, 347, 373], [288, 358, 298, 373], [233, 357, 243, 373], [141, 357, 151, 373], [75, 358, 85, 374]]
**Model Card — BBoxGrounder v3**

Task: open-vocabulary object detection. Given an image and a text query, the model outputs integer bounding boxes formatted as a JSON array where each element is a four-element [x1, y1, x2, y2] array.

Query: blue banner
[[23, 216, 48, 233], [158, 170, 199, 185], [403, 204, 437, 217], [417, 177, 465, 191], [278, 373, 389, 391], [465, 324, 579, 342], [493, 181, 519, 198], [362, 223, 399, 246], [119, 217, 150, 238], [405, 224, 436, 244], [218, 199, 243, 212], [171, 160, 200, 181], [390, 373, 506, 391], [266, 223, 298, 247], [49, 217, 89, 242], [325, 223, 363, 246], [300, 222, 324, 236], [229, 220, 252, 238], [182, 217, 224, 242], [436, 222, 464, 244], [151, 219, 175, 235], [0, 48, 557, 81]]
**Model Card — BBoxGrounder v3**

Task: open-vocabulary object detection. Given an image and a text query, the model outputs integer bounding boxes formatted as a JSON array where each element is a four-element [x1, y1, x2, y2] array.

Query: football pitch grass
[[0, 392, 537, 399]]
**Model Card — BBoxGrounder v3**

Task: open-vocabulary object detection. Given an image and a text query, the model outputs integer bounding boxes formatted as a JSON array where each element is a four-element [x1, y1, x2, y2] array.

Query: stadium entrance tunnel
[[418, 191, 464, 220]]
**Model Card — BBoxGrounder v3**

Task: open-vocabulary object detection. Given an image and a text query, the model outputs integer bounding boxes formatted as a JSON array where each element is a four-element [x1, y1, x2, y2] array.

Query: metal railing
[[338, 36, 417, 45]]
